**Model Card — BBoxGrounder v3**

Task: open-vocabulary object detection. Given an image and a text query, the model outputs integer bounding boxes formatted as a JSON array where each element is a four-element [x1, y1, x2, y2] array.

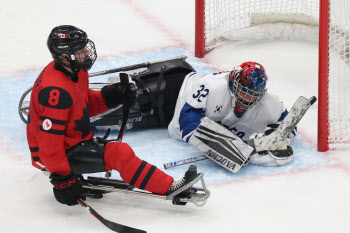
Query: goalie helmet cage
[[195, 0, 350, 152]]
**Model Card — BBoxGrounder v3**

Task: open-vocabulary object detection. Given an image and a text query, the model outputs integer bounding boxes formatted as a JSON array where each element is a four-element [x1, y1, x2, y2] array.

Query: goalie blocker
[[189, 96, 316, 173]]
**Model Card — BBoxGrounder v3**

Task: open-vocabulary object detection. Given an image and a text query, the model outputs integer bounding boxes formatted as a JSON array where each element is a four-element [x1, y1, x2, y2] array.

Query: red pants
[[104, 142, 173, 194]]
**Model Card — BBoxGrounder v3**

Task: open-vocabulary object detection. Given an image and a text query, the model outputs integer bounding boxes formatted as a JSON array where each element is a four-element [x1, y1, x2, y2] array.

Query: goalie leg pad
[[189, 117, 254, 173]]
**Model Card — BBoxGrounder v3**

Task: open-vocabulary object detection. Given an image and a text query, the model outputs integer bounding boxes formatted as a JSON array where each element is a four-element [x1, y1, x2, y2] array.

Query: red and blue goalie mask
[[229, 62, 268, 110]]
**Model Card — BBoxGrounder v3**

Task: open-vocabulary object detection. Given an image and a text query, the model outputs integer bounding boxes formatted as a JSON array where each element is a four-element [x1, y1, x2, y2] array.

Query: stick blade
[[163, 155, 208, 169], [102, 218, 147, 233]]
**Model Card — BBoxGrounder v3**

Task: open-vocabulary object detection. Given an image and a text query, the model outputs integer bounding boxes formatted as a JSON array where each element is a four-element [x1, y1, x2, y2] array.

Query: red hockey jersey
[[27, 61, 109, 176]]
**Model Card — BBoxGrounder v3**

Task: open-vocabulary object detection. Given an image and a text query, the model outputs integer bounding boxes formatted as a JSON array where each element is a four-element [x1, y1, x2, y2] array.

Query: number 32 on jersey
[[193, 85, 209, 102]]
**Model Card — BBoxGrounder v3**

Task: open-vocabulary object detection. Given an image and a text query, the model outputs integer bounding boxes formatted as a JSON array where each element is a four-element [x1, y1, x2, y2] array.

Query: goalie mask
[[47, 25, 97, 72], [229, 62, 267, 110]]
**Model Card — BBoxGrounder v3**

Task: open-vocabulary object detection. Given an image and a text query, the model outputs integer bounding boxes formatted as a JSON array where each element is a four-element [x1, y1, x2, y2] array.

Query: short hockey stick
[[117, 73, 131, 141], [89, 55, 187, 77], [77, 199, 146, 233], [163, 155, 208, 169]]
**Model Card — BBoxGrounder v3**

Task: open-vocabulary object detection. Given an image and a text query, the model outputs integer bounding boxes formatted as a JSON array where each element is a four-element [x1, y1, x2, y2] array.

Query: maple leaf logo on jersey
[[74, 100, 91, 139], [214, 105, 223, 113]]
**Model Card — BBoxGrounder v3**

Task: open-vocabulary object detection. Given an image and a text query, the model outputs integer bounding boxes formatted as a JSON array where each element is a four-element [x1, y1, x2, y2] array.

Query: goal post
[[319, 0, 350, 151], [195, 0, 350, 151], [318, 0, 330, 152], [195, 0, 205, 58]]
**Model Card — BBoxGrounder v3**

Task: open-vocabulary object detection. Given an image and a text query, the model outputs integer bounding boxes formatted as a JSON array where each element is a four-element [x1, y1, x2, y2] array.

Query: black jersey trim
[[32, 156, 40, 162], [40, 116, 67, 125], [39, 126, 65, 135], [29, 147, 39, 152]]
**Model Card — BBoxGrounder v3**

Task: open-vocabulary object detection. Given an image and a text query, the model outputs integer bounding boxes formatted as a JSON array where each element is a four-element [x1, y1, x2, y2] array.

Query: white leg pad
[[189, 117, 253, 173]]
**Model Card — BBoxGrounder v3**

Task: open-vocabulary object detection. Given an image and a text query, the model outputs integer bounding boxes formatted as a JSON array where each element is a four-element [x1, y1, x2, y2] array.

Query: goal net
[[195, 0, 350, 151]]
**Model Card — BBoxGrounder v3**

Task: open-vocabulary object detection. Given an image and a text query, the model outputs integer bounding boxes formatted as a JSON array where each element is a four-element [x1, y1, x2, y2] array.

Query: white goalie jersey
[[168, 71, 288, 142]]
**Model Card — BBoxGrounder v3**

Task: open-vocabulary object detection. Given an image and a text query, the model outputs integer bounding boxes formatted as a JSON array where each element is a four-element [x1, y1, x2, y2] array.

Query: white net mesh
[[328, 0, 350, 144], [202, 0, 350, 144], [204, 0, 319, 51]]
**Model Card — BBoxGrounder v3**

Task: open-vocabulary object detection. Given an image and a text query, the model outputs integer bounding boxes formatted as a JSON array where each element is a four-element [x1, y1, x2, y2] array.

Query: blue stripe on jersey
[[179, 102, 204, 140], [234, 110, 246, 118], [278, 109, 288, 122], [277, 109, 297, 136]]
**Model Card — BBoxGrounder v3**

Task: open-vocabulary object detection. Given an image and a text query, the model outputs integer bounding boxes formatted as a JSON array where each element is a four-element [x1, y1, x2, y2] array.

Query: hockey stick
[[77, 199, 146, 233], [117, 73, 131, 141], [163, 155, 208, 169], [89, 55, 187, 77]]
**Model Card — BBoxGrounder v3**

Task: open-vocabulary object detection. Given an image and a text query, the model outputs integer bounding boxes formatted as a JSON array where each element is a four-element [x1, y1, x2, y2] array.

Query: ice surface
[[0, 1, 349, 233]]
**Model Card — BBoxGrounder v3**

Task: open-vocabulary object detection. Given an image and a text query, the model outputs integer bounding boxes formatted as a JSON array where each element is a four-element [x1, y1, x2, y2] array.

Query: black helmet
[[47, 25, 97, 72]]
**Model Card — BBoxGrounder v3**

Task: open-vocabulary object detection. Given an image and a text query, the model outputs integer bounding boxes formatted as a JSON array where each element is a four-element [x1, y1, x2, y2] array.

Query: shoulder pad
[[38, 86, 73, 109]]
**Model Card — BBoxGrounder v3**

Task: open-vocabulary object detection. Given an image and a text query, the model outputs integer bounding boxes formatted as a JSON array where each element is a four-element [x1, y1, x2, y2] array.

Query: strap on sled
[[133, 65, 167, 126]]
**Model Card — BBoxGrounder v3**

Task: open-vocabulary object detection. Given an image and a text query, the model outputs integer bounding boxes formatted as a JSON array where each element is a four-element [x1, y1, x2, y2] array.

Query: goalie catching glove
[[248, 123, 294, 166]]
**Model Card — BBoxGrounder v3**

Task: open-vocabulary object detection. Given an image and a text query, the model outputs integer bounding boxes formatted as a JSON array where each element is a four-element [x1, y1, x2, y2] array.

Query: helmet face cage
[[229, 62, 267, 110], [73, 39, 97, 71], [47, 25, 97, 72]]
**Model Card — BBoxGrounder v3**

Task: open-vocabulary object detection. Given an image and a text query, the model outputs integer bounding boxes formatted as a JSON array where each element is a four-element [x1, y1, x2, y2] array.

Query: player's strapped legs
[[66, 139, 106, 174], [189, 117, 254, 173], [104, 142, 174, 194]]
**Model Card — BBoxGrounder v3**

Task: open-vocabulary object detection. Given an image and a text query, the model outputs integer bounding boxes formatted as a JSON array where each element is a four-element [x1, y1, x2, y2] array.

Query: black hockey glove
[[101, 82, 137, 108], [264, 123, 279, 136], [249, 123, 279, 140], [50, 172, 86, 206], [251, 123, 295, 139], [264, 123, 297, 138]]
